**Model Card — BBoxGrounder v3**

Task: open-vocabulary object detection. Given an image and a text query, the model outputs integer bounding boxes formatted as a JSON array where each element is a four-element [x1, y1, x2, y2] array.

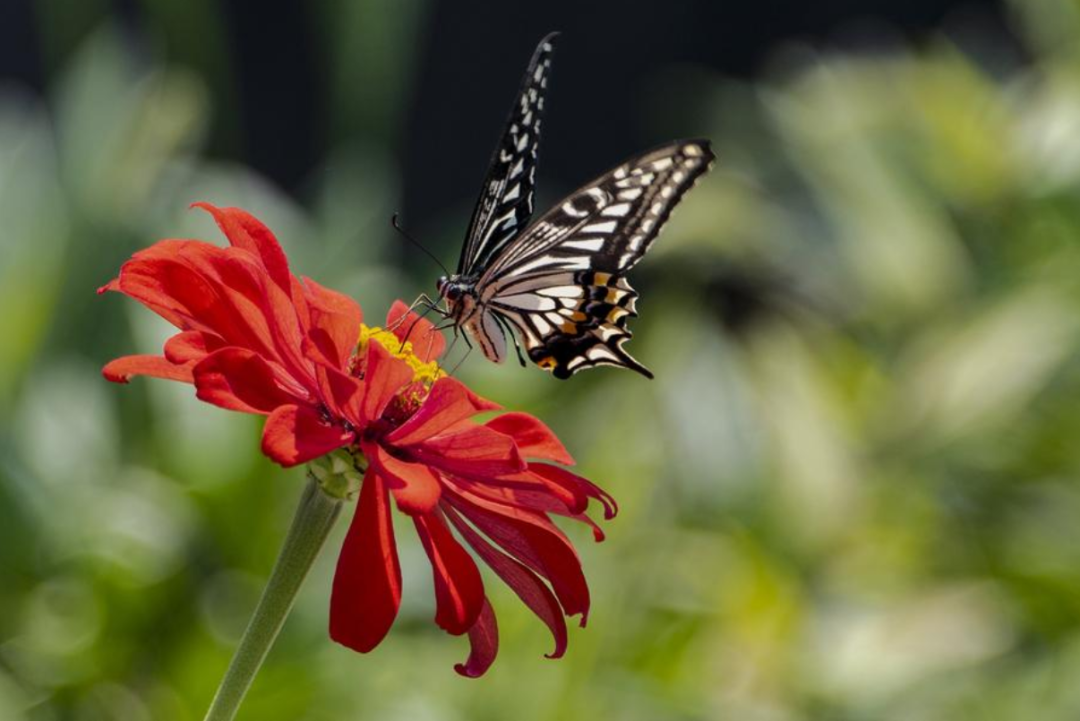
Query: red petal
[[330, 469, 402, 652], [112, 242, 233, 332], [531, 464, 618, 520], [447, 474, 592, 531], [411, 424, 526, 478], [116, 241, 306, 385], [414, 512, 485, 635], [446, 491, 590, 622], [192, 202, 292, 294], [386, 378, 500, 446], [302, 331, 339, 370], [304, 277, 362, 368], [358, 341, 414, 425], [102, 354, 193, 383], [164, 330, 227, 364], [446, 507, 568, 660], [486, 413, 574, 465], [260, 404, 352, 466], [367, 442, 442, 515], [455, 599, 499, 678], [201, 250, 313, 391], [525, 465, 588, 515], [193, 348, 298, 414], [387, 299, 446, 362], [314, 364, 364, 421]]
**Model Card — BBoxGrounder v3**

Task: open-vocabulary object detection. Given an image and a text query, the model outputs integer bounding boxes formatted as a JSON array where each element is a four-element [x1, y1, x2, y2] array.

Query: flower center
[[354, 324, 446, 427], [356, 324, 445, 385]]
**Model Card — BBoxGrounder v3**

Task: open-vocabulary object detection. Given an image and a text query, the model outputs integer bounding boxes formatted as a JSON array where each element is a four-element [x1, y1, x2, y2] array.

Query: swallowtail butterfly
[[433, 32, 714, 379]]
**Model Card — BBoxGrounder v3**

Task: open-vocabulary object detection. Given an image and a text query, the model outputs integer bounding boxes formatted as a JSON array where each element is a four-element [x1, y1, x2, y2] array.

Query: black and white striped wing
[[458, 32, 558, 276], [480, 140, 714, 378]]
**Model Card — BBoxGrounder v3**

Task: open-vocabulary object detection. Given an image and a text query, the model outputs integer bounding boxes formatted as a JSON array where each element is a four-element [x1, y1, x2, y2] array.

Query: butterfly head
[[436, 275, 458, 301], [437, 275, 476, 305], [436, 275, 481, 327]]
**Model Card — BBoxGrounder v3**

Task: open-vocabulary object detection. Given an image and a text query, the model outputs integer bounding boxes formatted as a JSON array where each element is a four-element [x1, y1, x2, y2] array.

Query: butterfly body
[[436, 32, 714, 379]]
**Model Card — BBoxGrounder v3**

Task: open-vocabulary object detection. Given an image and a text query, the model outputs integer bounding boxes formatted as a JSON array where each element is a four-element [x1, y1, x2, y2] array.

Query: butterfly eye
[[437, 277, 463, 301]]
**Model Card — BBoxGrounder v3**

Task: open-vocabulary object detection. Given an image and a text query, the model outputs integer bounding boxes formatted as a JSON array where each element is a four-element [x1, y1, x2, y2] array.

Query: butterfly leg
[[445, 330, 474, 378], [387, 293, 445, 333], [394, 294, 451, 353], [440, 320, 464, 360], [399, 305, 435, 348]]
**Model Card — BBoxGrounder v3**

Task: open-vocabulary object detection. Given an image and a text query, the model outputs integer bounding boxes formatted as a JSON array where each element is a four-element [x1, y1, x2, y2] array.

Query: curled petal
[[331, 469, 402, 652], [102, 354, 193, 384], [192, 202, 292, 294], [387, 299, 445, 362], [200, 250, 312, 391], [455, 599, 498, 678], [414, 512, 485, 635], [533, 464, 618, 521], [367, 442, 442, 515], [447, 507, 568, 661], [446, 474, 603, 538], [194, 348, 297, 414], [486, 413, 574, 465], [446, 490, 590, 622], [164, 330, 227, 364], [260, 404, 352, 467], [386, 378, 500, 447], [110, 242, 234, 333], [526, 465, 592, 516], [116, 241, 306, 378]]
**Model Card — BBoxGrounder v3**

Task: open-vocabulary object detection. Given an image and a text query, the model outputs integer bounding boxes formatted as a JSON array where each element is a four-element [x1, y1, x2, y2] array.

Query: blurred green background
[[7, 0, 1080, 719]]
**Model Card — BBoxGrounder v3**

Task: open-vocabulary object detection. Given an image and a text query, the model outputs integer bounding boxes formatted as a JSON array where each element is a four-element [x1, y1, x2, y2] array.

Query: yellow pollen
[[357, 324, 446, 385]]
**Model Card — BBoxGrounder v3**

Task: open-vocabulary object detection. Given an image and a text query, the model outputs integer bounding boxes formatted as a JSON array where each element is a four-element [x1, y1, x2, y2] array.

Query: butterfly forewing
[[479, 140, 715, 378], [458, 32, 558, 276], [481, 141, 712, 279]]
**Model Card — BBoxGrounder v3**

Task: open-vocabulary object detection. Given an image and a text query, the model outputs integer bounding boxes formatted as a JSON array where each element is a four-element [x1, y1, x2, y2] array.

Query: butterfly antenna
[[391, 214, 451, 277]]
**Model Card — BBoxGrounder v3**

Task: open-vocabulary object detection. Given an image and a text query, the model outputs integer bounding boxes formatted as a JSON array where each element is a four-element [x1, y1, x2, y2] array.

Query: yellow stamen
[[357, 324, 445, 385]]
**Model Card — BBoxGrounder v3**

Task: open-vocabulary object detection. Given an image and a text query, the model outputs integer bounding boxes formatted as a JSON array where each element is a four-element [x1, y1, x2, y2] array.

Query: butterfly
[[432, 32, 714, 379]]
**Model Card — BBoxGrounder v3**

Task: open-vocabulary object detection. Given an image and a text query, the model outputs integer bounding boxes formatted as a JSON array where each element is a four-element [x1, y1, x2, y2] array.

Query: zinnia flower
[[101, 203, 616, 676]]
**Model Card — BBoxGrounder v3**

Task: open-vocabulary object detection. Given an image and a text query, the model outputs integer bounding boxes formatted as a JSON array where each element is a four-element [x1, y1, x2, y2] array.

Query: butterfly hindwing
[[476, 140, 714, 378], [515, 271, 648, 378], [458, 32, 558, 276]]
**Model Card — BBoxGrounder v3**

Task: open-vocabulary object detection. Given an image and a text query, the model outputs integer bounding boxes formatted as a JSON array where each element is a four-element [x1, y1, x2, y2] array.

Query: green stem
[[203, 474, 343, 721]]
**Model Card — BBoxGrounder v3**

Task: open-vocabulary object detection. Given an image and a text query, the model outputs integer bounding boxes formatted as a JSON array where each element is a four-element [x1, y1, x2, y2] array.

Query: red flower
[[101, 204, 617, 676], [100, 202, 364, 464], [328, 323, 617, 675]]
